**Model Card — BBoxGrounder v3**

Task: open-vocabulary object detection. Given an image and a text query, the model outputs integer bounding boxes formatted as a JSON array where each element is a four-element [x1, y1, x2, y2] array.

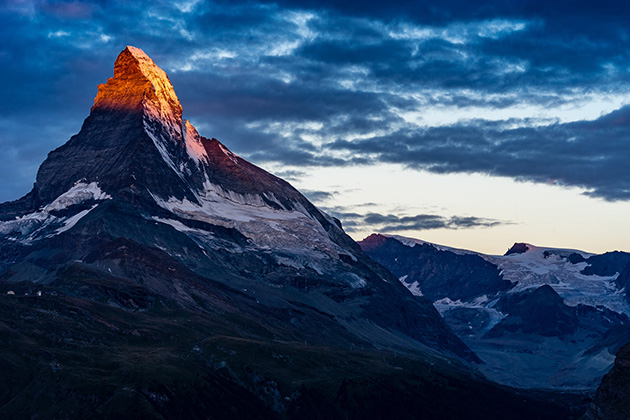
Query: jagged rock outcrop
[[583, 342, 630, 420], [360, 233, 511, 301], [505, 242, 529, 256]]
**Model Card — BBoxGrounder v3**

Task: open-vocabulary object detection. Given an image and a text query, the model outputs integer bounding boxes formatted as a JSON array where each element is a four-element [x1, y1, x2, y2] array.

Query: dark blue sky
[[2, 0, 630, 247]]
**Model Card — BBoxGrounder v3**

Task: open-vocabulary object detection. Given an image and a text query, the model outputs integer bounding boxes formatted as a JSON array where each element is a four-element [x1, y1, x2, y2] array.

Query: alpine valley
[[0, 46, 612, 419], [359, 235, 630, 414]]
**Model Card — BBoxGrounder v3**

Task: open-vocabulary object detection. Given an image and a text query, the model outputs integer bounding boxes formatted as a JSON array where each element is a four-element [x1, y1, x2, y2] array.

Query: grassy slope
[[0, 273, 588, 420]]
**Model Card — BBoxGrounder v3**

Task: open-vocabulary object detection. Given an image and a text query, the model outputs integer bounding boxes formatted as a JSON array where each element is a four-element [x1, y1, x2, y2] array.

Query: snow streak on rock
[[0, 182, 110, 244]]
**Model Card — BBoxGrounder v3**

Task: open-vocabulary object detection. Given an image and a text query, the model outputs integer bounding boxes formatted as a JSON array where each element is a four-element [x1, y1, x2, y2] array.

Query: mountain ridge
[[359, 233, 630, 391], [0, 46, 593, 419], [0, 45, 473, 357]]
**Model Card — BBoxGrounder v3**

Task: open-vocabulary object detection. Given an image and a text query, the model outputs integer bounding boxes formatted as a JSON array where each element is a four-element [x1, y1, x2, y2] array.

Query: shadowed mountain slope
[[0, 47, 586, 419]]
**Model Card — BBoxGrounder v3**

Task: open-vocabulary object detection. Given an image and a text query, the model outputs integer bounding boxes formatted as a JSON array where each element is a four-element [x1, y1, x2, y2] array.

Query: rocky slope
[[0, 46, 587, 419], [1, 46, 475, 362], [582, 342, 630, 420], [360, 234, 630, 391]]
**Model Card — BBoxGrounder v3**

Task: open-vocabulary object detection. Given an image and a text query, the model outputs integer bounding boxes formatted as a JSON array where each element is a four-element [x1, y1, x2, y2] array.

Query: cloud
[[325, 209, 509, 233], [2, 0, 630, 205], [268, 169, 306, 182], [327, 106, 630, 201], [300, 189, 336, 203]]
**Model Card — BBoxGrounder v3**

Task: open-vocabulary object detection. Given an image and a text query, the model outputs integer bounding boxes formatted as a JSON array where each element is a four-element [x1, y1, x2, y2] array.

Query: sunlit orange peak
[[91, 46, 183, 126]]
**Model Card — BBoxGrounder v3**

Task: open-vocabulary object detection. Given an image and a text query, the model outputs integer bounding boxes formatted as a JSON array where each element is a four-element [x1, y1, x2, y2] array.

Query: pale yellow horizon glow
[[284, 164, 630, 256]]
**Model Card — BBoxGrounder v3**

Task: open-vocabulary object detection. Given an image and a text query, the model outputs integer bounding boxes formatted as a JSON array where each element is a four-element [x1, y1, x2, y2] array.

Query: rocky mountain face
[[359, 234, 630, 391], [582, 343, 630, 420], [0, 46, 473, 361], [360, 233, 512, 302], [580, 252, 630, 303], [0, 46, 587, 419]]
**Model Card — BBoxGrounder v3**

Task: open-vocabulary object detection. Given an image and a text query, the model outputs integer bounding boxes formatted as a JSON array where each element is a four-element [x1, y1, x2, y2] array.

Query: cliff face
[[583, 342, 630, 420], [30, 46, 202, 208]]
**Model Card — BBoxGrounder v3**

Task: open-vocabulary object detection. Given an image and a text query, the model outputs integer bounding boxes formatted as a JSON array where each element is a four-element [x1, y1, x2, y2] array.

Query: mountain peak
[[123, 45, 151, 60], [92, 46, 182, 133], [505, 242, 530, 256]]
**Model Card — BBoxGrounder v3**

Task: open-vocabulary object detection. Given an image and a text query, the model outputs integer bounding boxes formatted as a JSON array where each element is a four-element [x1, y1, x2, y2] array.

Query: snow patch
[[341, 273, 367, 288], [149, 180, 354, 281], [404, 280, 423, 296], [388, 235, 630, 315], [397, 274, 423, 296], [151, 178, 310, 226], [433, 296, 506, 332], [183, 120, 207, 164], [385, 234, 477, 255], [152, 217, 198, 233], [153, 191, 302, 225], [45, 181, 111, 211], [0, 182, 109, 244], [55, 205, 98, 234], [485, 247, 630, 314]]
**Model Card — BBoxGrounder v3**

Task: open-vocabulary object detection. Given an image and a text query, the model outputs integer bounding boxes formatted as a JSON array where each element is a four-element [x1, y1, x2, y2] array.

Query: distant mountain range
[[0, 46, 593, 419], [359, 234, 630, 391]]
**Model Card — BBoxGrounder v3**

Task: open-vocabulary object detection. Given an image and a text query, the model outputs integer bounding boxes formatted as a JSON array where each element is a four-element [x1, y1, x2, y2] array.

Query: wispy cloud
[[324, 208, 510, 234], [327, 107, 630, 201]]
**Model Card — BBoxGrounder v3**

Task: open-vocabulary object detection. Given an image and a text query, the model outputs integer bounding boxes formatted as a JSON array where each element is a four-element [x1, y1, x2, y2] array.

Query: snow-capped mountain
[[5, 46, 583, 419], [359, 234, 630, 390], [1, 46, 480, 361]]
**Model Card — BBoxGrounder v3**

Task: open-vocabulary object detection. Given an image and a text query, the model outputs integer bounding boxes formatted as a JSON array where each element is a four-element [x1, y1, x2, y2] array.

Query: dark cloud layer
[[300, 189, 336, 202], [324, 209, 508, 234], [1, 0, 630, 206], [327, 107, 630, 200]]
